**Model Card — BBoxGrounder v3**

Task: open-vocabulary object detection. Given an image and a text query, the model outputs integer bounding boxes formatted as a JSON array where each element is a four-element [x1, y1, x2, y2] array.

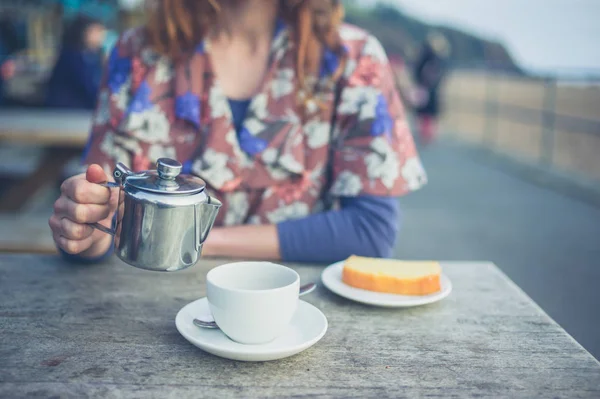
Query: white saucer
[[321, 261, 452, 308], [175, 298, 327, 361]]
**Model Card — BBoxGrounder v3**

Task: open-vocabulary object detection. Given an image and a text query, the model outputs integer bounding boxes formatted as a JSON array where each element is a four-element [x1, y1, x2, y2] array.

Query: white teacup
[[206, 261, 300, 345]]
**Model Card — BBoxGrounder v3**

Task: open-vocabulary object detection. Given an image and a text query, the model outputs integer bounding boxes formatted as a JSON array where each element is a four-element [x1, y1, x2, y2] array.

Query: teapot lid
[[125, 158, 206, 194]]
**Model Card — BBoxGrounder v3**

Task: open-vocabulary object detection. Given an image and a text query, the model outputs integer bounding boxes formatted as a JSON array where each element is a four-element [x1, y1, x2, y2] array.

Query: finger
[[59, 217, 94, 240], [107, 185, 121, 213], [50, 213, 95, 241], [48, 214, 62, 235], [53, 232, 94, 255], [54, 196, 111, 223], [53, 196, 69, 218], [61, 176, 111, 205], [86, 164, 109, 184]]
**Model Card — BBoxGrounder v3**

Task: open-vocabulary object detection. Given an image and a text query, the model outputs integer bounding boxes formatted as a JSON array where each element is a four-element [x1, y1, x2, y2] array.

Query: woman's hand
[[49, 164, 119, 258]]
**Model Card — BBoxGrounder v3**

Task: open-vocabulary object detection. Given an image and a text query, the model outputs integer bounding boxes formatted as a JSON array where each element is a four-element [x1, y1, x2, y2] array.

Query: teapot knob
[[157, 158, 182, 180]]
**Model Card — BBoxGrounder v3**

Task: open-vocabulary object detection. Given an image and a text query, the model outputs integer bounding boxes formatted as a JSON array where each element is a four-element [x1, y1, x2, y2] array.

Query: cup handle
[[88, 181, 121, 236]]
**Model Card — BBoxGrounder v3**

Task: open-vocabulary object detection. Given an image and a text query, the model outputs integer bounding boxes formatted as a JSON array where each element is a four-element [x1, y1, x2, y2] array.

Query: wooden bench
[[0, 109, 92, 211], [0, 214, 56, 254]]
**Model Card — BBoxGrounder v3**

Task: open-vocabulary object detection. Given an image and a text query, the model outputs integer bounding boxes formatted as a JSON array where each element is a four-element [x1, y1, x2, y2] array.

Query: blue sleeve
[[277, 196, 400, 264]]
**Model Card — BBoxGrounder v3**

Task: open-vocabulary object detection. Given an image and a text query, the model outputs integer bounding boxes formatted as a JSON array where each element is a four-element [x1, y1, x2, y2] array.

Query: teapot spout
[[196, 196, 222, 248]]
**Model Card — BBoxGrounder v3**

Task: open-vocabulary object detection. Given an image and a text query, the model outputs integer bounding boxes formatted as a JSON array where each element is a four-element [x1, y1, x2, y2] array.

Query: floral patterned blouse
[[82, 22, 427, 227]]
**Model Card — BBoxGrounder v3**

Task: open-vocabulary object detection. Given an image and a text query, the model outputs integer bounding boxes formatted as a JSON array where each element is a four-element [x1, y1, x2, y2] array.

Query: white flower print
[[271, 29, 289, 55], [307, 163, 325, 197], [261, 147, 278, 164], [266, 165, 290, 181], [199, 149, 229, 169], [401, 157, 428, 191], [278, 153, 304, 174], [94, 89, 110, 125], [209, 85, 230, 119], [224, 127, 252, 165], [247, 215, 262, 225], [148, 144, 176, 163], [362, 35, 389, 63], [126, 105, 170, 143], [225, 127, 237, 147], [358, 89, 380, 121], [364, 137, 400, 190], [245, 118, 266, 136], [339, 25, 367, 41], [223, 191, 249, 226], [331, 170, 363, 196], [112, 77, 131, 111], [310, 163, 325, 181], [263, 187, 274, 199], [266, 202, 310, 224], [113, 133, 142, 154], [305, 99, 319, 115], [284, 108, 301, 124], [270, 68, 295, 99], [338, 88, 364, 115], [146, 109, 170, 140], [191, 149, 234, 189], [337, 86, 379, 120], [250, 93, 269, 119], [343, 59, 357, 78], [154, 57, 173, 84], [304, 120, 330, 149], [99, 131, 131, 166], [141, 48, 160, 66], [289, 125, 303, 147]]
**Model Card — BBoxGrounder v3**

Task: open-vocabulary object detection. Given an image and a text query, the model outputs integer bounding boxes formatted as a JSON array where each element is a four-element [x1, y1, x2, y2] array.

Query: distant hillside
[[343, 2, 521, 73]]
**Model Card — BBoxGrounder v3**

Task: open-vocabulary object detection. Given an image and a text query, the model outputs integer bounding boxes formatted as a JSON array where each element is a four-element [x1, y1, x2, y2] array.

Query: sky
[[361, 0, 600, 75]]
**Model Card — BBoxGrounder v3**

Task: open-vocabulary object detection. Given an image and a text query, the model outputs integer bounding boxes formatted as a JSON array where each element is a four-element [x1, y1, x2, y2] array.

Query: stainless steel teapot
[[91, 158, 221, 272]]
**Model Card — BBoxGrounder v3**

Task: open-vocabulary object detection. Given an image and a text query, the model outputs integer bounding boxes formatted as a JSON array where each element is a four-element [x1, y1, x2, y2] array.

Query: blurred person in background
[[412, 31, 450, 145], [45, 15, 107, 109], [0, 15, 27, 106], [48, 0, 427, 264]]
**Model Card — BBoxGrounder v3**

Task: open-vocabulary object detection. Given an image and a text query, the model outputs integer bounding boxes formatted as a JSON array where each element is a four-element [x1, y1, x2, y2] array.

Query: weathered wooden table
[[1, 255, 599, 398], [0, 109, 91, 211]]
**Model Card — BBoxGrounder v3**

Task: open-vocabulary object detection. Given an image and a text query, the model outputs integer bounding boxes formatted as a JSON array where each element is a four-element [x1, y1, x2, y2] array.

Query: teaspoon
[[193, 282, 317, 329]]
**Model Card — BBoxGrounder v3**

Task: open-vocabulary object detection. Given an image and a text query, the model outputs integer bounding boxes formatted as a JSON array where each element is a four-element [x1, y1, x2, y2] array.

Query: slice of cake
[[342, 256, 442, 296]]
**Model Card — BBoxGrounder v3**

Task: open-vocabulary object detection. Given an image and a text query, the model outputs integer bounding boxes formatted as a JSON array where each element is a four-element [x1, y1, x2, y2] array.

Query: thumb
[[86, 164, 109, 184]]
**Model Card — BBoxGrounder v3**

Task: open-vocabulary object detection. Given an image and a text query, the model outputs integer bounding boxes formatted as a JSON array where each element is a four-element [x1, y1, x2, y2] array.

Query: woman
[[46, 15, 107, 109], [48, 0, 427, 264]]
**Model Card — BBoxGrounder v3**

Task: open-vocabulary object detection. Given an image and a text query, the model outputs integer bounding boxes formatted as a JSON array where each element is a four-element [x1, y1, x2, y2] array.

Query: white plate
[[321, 261, 452, 308], [175, 298, 327, 362]]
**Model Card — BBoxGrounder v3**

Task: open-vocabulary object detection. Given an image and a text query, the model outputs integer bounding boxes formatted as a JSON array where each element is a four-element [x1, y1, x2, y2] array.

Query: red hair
[[146, 0, 346, 98]]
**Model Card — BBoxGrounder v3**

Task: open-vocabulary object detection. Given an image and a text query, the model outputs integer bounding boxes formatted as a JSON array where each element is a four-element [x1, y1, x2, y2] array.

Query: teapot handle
[[88, 162, 133, 236], [88, 181, 121, 236]]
